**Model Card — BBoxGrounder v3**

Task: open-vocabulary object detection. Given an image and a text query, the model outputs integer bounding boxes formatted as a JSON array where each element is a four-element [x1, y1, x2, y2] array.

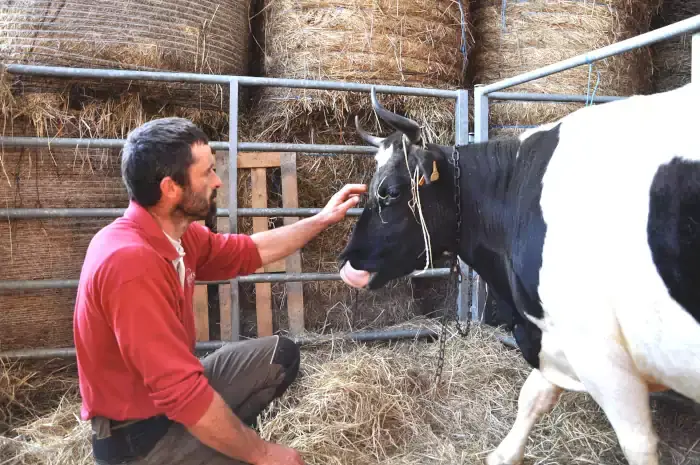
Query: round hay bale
[[650, 0, 700, 93], [250, 0, 471, 144], [469, 0, 662, 130], [0, 0, 253, 110]]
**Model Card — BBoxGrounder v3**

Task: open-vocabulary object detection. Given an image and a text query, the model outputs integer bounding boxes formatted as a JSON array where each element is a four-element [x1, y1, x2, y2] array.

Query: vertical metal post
[[228, 79, 241, 341], [693, 32, 700, 83], [473, 85, 489, 143], [470, 85, 489, 323], [454, 89, 471, 324]]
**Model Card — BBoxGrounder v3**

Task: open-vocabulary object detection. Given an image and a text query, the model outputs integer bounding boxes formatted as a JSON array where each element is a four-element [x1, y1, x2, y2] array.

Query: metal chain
[[434, 144, 470, 385]]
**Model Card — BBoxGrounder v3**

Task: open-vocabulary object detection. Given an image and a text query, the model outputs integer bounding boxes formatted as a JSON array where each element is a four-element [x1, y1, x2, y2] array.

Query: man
[[73, 117, 366, 465]]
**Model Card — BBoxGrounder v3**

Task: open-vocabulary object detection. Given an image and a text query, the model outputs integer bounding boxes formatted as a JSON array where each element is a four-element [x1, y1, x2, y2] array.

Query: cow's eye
[[387, 186, 400, 199]]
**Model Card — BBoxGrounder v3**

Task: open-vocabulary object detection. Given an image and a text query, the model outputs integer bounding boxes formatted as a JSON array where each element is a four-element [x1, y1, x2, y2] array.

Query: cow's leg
[[486, 368, 562, 465], [566, 339, 659, 465]]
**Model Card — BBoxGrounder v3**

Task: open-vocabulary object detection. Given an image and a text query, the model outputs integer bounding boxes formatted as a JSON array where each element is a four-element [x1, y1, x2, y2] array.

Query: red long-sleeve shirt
[[73, 201, 262, 427]]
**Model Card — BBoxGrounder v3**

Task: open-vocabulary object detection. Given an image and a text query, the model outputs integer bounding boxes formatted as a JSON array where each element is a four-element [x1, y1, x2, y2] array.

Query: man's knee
[[271, 336, 300, 395]]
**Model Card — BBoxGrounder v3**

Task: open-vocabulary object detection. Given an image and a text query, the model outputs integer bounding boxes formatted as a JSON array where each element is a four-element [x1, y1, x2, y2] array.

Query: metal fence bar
[[0, 269, 452, 291], [2, 60, 467, 347], [0, 207, 365, 219], [228, 79, 241, 341], [479, 15, 700, 95], [0, 136, 377, 155], [694, 32, 700, 83], [0, 328, 440, 361], [487, 92, 625, 103], [454, 89, 472, 325], [0, 328, 518, 361], [471, 86, 490, 324], [3, 64, 459, 98]]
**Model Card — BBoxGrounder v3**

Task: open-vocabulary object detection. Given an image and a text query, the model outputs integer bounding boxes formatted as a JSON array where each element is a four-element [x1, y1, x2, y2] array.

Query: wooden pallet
[[193, 151, 305, 341]]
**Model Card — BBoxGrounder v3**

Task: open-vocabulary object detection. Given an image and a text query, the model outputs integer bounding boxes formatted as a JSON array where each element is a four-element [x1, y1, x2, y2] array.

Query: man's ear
[[160, 176, 182, 201]]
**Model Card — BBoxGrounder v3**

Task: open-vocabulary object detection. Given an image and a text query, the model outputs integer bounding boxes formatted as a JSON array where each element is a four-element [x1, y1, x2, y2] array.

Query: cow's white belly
[[532, 84, 700, 402]]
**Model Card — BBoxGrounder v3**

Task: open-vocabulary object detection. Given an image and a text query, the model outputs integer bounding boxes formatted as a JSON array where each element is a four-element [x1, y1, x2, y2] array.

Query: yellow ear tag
[[418, 175, 426, 187], [430, 160, 440, 182]]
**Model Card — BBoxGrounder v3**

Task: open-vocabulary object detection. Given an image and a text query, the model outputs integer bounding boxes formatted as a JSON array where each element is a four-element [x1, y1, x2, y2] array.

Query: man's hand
[[187, 390, 305, 464], [250, 183, 367, 267], [316, 184, 367, 227], [257, 442, 306, 465]]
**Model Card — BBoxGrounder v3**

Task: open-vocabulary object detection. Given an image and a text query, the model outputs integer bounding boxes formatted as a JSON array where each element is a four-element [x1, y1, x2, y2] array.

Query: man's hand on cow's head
[[317, 184, 367, 227]]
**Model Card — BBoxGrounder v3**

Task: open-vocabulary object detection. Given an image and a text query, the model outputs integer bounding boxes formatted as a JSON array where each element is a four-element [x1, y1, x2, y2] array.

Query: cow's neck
[[452, 138, 521, 267]]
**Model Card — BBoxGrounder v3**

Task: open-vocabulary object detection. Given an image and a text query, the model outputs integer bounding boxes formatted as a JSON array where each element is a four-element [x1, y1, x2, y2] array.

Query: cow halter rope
[[433, 143, 471, 386]]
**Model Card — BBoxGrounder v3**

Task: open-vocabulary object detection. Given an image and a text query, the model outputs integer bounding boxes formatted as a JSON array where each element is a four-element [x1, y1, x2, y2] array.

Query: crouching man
[[73, 117, 366, 465]]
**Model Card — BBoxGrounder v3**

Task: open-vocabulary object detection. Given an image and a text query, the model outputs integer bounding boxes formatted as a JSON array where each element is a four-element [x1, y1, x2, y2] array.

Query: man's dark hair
[[121, 117, 209, 207]]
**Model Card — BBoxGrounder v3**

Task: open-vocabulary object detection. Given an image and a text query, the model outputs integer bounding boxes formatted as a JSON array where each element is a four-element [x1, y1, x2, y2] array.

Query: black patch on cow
[[485, 288, 543, 369], [648, 157, 700, 325], [457, 125, 561, 369], [513, 321, 543, 369]]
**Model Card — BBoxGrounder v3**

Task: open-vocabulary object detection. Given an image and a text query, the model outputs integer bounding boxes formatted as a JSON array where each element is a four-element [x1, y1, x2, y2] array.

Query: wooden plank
[[237, 152, 281, 169], [216, 151, 232, 341], [251, 168, 274, 337], [193, 221, 210, 341], [194, 286, 210, 341], [281, 153, 305, 335]]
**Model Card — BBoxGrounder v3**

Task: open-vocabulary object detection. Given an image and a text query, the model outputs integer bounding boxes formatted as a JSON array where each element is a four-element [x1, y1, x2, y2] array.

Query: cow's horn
[[370, 87, 421, 142], [355, 115, 384, 147]]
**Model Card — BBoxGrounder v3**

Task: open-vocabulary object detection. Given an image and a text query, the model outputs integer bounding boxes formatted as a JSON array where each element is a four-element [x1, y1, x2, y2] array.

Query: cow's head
[[338, 88, 458, 290]]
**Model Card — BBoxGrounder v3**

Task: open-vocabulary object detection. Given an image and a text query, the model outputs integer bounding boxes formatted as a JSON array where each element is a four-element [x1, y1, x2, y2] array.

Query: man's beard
[[174, 188, 217, 222]]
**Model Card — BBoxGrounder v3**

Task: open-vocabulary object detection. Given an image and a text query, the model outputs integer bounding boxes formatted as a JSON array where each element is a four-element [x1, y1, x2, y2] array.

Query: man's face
[[174, 142, 222, 221]]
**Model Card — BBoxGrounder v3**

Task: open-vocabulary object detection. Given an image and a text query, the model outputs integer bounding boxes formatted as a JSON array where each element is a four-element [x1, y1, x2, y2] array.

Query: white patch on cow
[[513, 122, 561, 159], [508, 83, 700, 465], [486, 369, 562, 465], [518, 121, 560, 143], [374, 145, 393, 168]]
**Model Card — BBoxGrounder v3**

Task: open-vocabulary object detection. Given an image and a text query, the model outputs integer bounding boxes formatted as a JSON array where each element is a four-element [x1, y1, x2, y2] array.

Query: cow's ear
[[410, 144, 440, 187]]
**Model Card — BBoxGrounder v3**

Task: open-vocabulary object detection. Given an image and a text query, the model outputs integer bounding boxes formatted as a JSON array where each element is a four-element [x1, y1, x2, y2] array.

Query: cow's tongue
[[339, 261, 370, 288]]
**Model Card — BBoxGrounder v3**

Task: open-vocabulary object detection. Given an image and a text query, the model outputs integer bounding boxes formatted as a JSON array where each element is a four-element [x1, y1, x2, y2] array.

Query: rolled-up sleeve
[[186, 222, 263, 281]]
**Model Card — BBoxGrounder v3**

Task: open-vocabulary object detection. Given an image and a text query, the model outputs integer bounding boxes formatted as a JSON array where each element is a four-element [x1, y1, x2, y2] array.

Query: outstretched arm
[[250, 183, 366, 267]]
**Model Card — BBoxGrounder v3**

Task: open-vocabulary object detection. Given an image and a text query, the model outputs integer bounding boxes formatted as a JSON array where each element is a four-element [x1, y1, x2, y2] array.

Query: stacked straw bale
[[3, 324, 700, 464], [0, 0, 253, 110], [650, 0, 700, 93], [468, 0, 663, 139]]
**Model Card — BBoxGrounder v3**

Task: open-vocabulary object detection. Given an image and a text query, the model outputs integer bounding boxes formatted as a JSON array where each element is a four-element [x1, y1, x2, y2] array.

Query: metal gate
[[0, 64, 471, 360]]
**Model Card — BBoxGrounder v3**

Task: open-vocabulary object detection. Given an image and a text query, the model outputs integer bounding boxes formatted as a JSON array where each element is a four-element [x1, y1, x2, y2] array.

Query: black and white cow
[[338, 85, 700, 465]]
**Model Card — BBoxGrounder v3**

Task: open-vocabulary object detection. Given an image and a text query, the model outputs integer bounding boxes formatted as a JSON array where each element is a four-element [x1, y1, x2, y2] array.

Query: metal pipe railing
[[0, 136, 377, 155], [0, 269, 452, 291], [227, 79, 242, 339], [0, 207, 364, 219], [0, 328, 439, 361], [479, 14, 700, 95], [467, 16, 700, 326], [487, 92, 625, 103], [3, 63, 459, 99], [0, 328, 518, 361], [1, 63, 463, 340]]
